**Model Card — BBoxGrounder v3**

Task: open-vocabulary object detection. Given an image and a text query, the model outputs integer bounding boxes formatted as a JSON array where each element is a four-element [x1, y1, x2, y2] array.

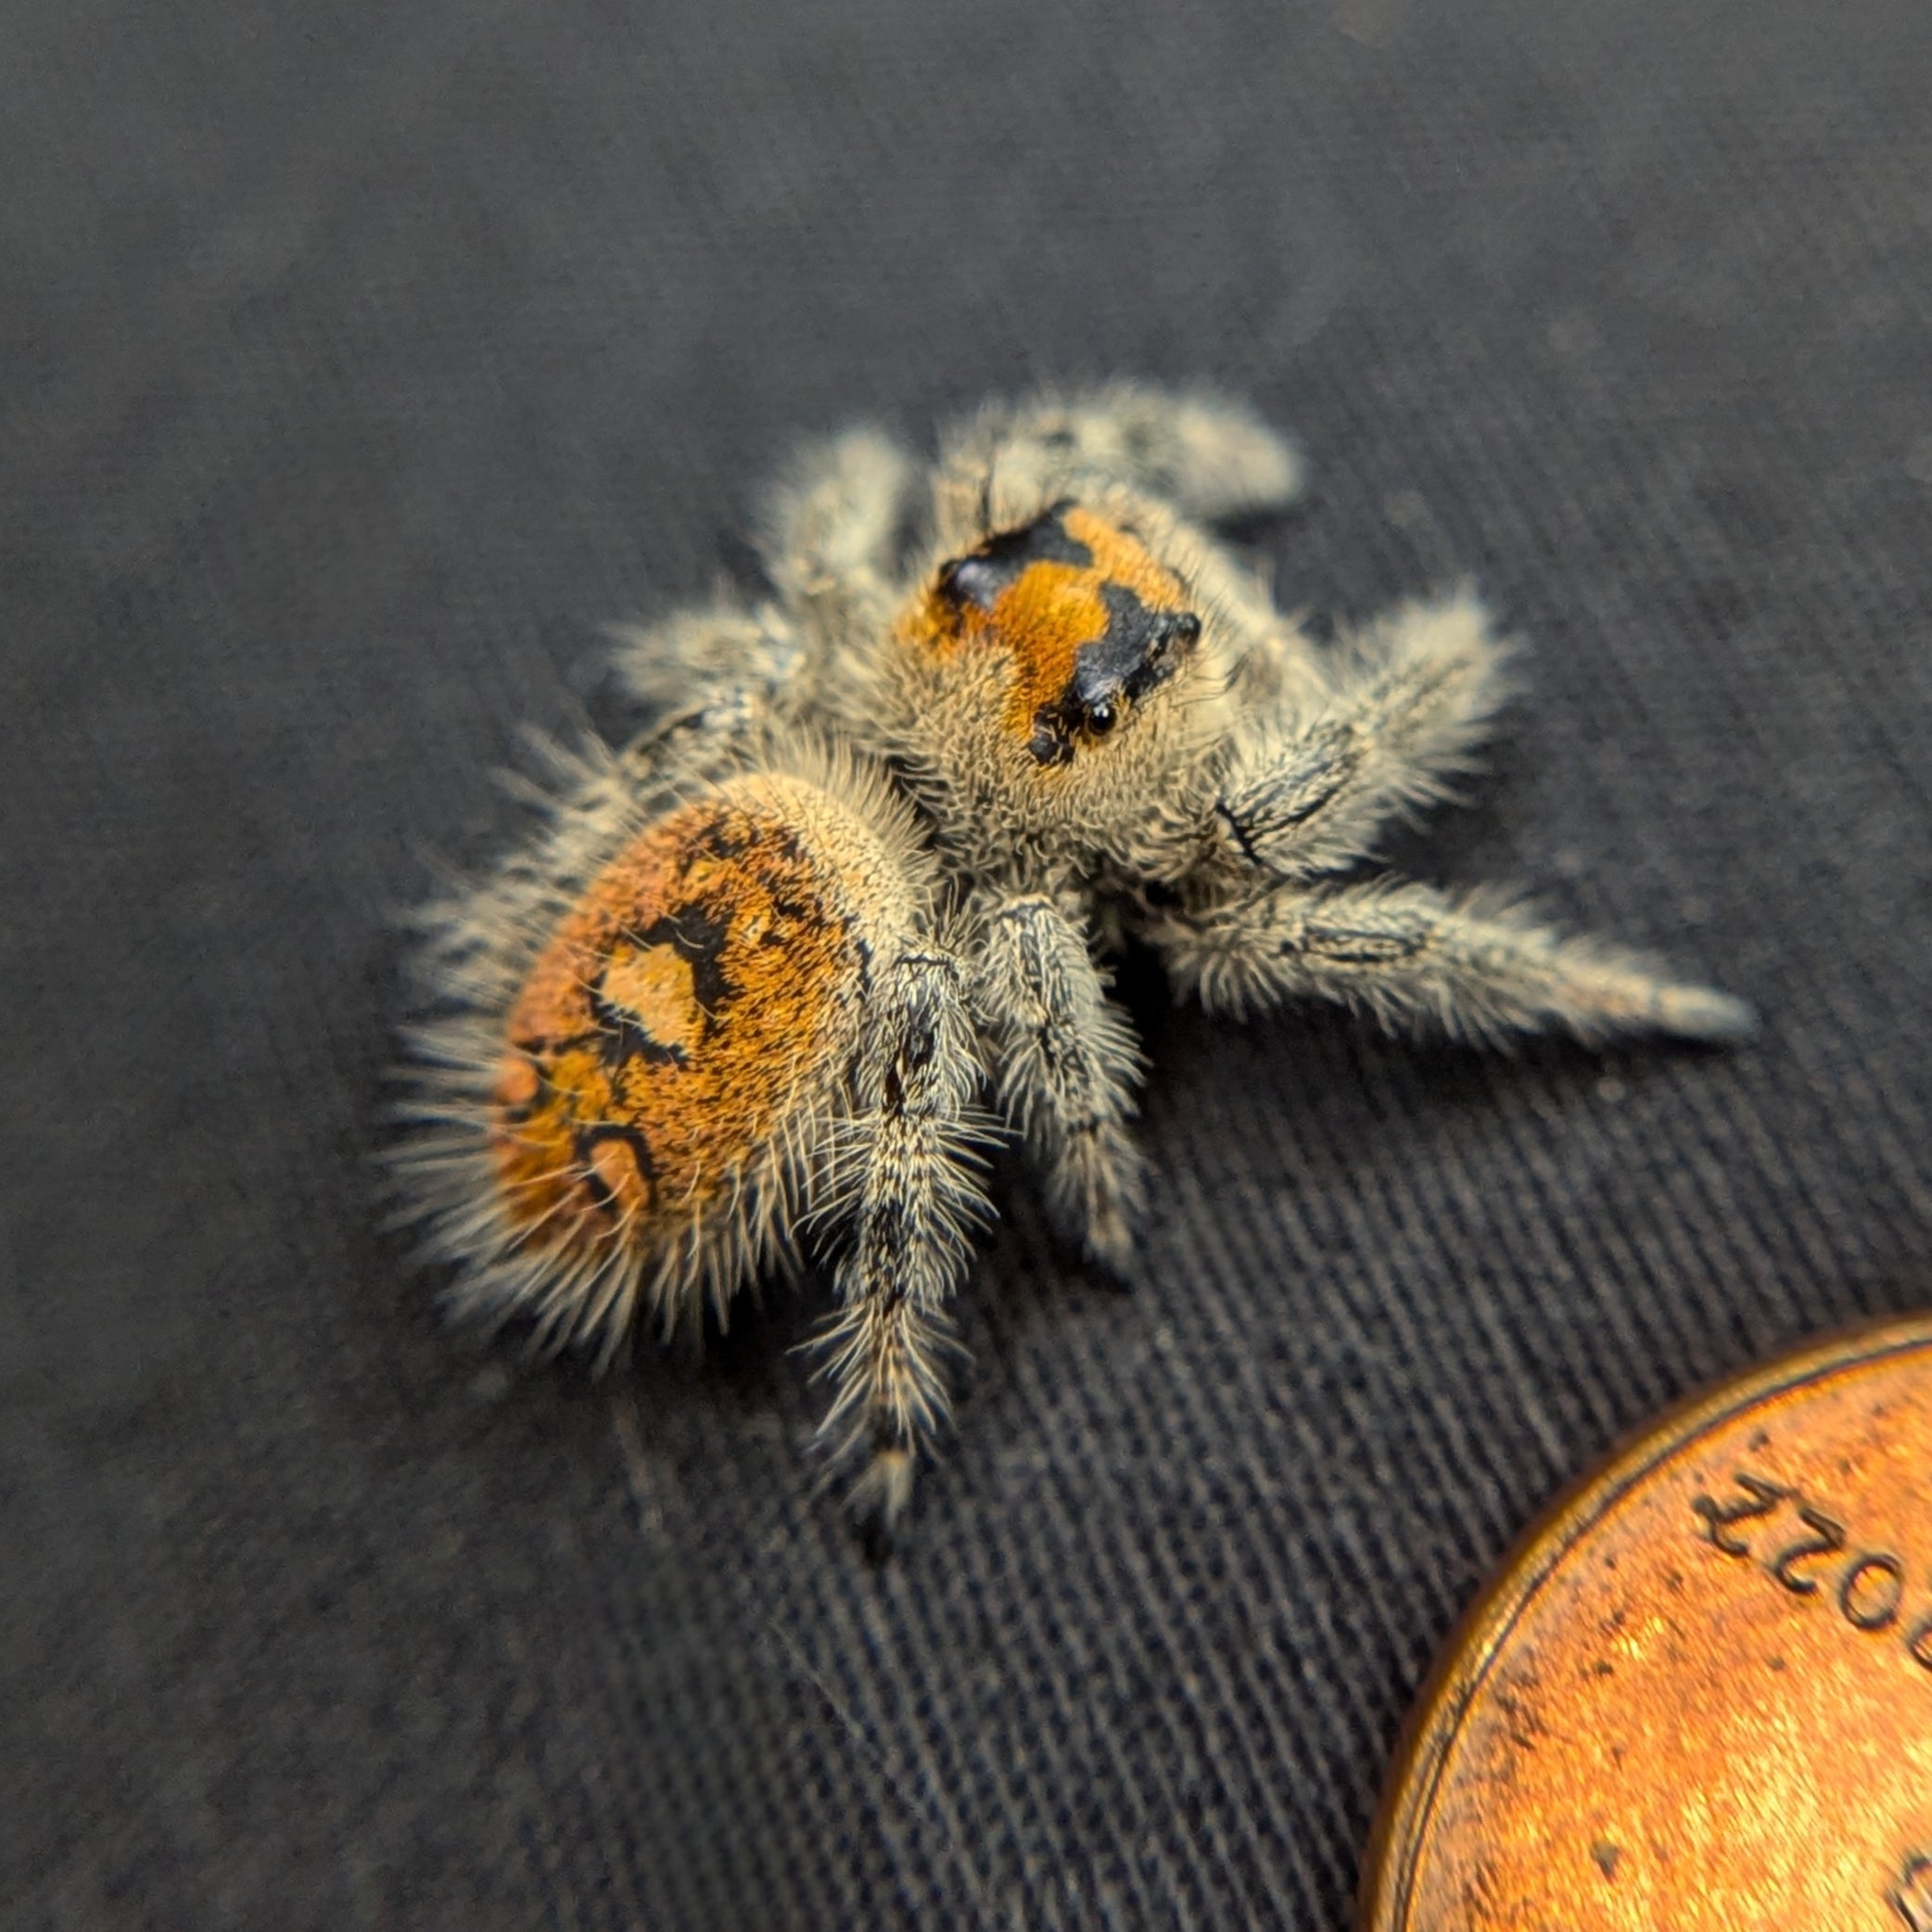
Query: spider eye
[[1087, 702, 1118, 735]]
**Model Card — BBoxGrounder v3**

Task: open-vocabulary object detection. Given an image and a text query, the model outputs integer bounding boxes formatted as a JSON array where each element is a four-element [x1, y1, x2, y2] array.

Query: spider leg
[[813, 945, 990, 1530], [936, 382, 1304, 533], [1151, 874, 1754, 1047], [973, 890, 1147, 1273], [607, 596, 803, 730], [758, 425, 914, 624], [1203, 589, 1514, 882], [611, 426, 915, 735]]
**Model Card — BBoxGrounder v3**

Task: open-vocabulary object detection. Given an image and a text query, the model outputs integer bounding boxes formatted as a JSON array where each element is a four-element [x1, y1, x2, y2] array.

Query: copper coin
[[1360, 1314, 1932, 1930]]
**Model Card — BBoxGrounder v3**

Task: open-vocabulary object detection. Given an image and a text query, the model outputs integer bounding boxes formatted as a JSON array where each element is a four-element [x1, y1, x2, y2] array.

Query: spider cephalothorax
[[393, 384, 1752, 1531], [914, 502, 1202, 766]]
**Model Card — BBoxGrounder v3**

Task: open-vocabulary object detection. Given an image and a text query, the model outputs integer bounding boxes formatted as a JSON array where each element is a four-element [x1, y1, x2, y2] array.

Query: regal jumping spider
[[394, 385, 1750, 1528]]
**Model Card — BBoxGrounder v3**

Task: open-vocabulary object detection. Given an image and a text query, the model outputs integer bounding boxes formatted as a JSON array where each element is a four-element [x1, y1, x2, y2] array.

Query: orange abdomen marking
[[903, 503, 1201, 765], [489, 776, 877, 1265]]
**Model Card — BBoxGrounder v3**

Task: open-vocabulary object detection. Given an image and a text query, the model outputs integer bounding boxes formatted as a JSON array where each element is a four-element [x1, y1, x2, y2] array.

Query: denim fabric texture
[[6, 2, 1931, 1926]]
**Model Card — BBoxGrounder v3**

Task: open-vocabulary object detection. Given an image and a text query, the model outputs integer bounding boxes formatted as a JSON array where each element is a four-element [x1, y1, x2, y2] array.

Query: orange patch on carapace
[[489, 782, 871, 1263], [902, 505, 1191, 744]]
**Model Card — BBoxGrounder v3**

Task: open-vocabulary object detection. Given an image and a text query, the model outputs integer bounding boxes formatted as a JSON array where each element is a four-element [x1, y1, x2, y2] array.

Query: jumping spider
[[394, 385, 1751, 1529]]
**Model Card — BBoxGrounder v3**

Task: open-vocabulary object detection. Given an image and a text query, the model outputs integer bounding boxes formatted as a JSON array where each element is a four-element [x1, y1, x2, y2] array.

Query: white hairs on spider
[[389, 383, 1753, 1533]]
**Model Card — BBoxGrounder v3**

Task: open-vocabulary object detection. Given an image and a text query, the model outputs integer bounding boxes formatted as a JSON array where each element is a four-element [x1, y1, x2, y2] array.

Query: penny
[[1360, 1314, 1932, 1930]]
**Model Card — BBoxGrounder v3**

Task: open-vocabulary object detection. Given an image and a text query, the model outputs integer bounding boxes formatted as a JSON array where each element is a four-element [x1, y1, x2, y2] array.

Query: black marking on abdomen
[[624, 905, 734, 1010], [568, 903, 733, 1070], [575, 1122, 658, 1212], [587, 984, 690, 1067]]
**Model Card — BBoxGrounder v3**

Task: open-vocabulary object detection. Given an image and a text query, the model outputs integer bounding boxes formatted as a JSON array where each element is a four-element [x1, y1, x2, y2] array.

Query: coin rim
[[1356, 1311, 1932, 1930]]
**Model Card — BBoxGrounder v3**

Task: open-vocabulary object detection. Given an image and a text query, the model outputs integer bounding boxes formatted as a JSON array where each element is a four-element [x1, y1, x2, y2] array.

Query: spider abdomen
[[409, 760, 944, 1350], [493, 778, 867, 1251]]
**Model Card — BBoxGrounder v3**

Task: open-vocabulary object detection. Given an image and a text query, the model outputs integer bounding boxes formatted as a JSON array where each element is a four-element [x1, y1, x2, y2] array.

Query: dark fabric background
[[6, 1, 1930, 1926]]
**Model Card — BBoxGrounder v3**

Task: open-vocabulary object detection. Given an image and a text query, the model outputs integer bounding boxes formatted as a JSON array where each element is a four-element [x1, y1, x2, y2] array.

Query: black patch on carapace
[[1027, 587, 1202, 767], [935, 500, 1091, 613], [583, 902, 734, 1068], [574, 1121, 658, 1213]]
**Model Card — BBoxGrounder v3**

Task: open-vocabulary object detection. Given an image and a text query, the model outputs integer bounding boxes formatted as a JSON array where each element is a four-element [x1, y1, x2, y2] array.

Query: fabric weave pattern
[[5, 3, 1930, 1926]]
